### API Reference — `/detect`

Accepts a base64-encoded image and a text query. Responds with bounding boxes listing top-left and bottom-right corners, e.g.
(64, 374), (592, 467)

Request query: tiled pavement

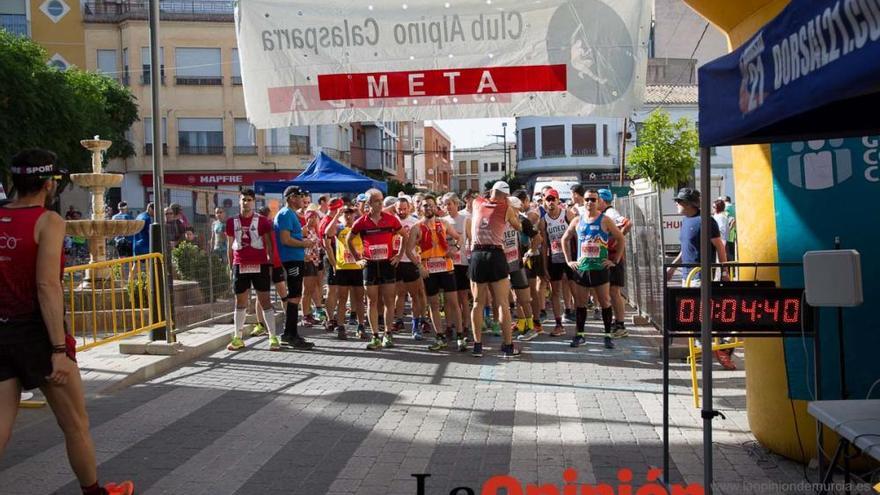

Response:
(1, 317), (815, 494)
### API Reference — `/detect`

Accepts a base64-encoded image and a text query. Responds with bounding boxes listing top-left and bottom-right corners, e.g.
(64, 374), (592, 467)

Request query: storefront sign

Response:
(235, 0), (651, 127)
(140, 172), (298, 188)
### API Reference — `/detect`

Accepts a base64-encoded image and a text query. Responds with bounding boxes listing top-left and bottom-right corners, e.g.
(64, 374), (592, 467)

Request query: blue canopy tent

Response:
(254, 151), (387, 194)
(661, 3), (880, 493)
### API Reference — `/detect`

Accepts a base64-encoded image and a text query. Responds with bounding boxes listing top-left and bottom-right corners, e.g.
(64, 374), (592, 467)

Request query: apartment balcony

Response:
(1, 14), (29, 37)
(178, 145), (224, 155)
(233, 146), (258, 155)
(175, 76), (222, 86)
(266, 142), (310, 155)
(143, 143), (168, 155)
(572, 147), (597, 157)
(82, 0), (234, 22)
(323, 148), (351, 164)
(540, 150), (567, 158)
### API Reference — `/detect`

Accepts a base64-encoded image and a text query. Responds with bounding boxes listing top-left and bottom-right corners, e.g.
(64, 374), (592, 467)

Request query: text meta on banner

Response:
(234, 0), (652, 127)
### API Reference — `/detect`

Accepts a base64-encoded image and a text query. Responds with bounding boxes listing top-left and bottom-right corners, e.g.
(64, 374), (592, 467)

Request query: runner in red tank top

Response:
(346, 189), (404, 350)
(464, 181), (522, 358)
(0, 149), (133, 495)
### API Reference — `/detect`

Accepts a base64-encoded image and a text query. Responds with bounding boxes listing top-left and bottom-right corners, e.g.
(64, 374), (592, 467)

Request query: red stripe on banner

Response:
(316, 64), (567, 101)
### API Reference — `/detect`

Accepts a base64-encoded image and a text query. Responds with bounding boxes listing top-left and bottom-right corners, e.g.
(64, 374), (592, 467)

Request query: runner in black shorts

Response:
(541, 188), (572, 337)
(405, 195), (463, 351)
(273, 186), (316, 350)
(441, 193), (472, 342)
(391, 197), (426, 338)
(514, 190), (546, 337)
(598, 188), (632, 338)
(326, 206), (367, 339)
(0, 149), (134, 495)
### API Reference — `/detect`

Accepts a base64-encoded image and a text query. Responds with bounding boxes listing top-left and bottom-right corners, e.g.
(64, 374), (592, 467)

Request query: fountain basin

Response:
(66, 219), (144, 238)
(70, 173), (123, 189)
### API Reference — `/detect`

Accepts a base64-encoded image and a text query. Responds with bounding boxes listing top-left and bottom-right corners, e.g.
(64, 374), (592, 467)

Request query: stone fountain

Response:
(66, 137), (144, 286)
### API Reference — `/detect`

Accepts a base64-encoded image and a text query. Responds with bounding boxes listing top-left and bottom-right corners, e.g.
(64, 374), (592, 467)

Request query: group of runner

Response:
(224, 179), (632, 358)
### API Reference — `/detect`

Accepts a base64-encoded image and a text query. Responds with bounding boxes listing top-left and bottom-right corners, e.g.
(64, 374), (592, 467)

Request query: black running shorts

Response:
(574, 268), (610, 288)
(271, 265), (286, 284)
(0, 325), (77, 391)
(524, 253), (545, 279)
(396, 262), (421, 283)
(424, 271), (456, 297)
(609, 258), (625, 287)
(363, 260), (396, 286)
(282, 261), (305, 298)
(509, 268), (529, 290)
(233, 264), (272, 294)
(335, 268), (363, 287)
(453, 265), (469, 290)
(547, 262), (571, 282)
(468, 248), (508, 284)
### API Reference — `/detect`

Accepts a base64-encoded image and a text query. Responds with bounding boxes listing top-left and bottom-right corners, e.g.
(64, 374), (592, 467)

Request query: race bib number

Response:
(240, 264), (261, 274)
(505, 246), (519, 264)
(343, 251), (356, 264)
(368, 244), (389, 261)
(550, 239), (563, 254)
(426, 257), (449, 273)
(581, 242), (600, 258)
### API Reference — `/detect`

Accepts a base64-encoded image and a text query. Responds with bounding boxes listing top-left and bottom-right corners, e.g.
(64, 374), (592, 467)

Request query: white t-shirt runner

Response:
(544, 210), (569, 264)
(394, 215), (419, 263)
(443, 211), (470, 266)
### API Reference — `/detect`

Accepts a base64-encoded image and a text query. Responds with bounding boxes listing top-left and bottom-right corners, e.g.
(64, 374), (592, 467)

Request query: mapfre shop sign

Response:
(234, 0), (651, 128)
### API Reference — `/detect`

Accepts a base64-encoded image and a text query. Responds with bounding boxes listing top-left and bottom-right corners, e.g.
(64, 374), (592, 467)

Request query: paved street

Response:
(1, 319), (808, 495)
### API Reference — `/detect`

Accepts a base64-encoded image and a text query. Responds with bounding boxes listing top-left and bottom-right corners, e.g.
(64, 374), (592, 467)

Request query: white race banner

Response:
(235, 0), (651, 128)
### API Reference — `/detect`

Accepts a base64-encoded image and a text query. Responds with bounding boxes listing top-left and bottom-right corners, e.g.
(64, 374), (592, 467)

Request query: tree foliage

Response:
(0, 31), (138, 184)
(627, 110), (698, 190)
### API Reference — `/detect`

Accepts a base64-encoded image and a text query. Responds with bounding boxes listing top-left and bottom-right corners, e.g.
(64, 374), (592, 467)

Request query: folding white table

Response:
(808, 400), (880, 494)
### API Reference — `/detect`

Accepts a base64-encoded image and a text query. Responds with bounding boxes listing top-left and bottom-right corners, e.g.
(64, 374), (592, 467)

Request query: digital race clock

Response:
(665, 287), (809, 335)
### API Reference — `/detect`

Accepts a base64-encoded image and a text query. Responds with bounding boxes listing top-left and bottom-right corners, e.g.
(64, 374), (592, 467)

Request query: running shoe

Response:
(502, 342), (522, 358)
(593, 308), (601, 321)
(539, 309), (547, 322)
(472, 342), (483, 358)
(428, 336), (448, 352)
(324, 319), (337, 333)
(714, 350), (736, 370)
(564, 309), (575, 323)
(611, 323), (629, 339)
(604, 336), (615, 349)
(533, 321), (544, 336)
(456, 336), (468, 352)
(290, 337), (315, 350)
(366, 335), (382, 350)
(269, 336), (281, 351)
(315, 307), (327, 321)
(412, 327), (424, 341)
(336, 325), (348, 340)
(356, 324), (368, 340)
(348, 311), (357, 325)
(250, 323), (267, 337)
(550, 324), (566, 337)
(302, 314), (318, 327)
(382, 334), (394, 348)
(227, 336), (245, 351)
(519, 329), (539, 342)
(104, 481), (135, 495)
(570, 334), (586, 348)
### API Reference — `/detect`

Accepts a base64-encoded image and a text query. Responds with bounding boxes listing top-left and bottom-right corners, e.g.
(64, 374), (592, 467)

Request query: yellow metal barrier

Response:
(684, 267), (745, 408)
(64, 253), (170, 351)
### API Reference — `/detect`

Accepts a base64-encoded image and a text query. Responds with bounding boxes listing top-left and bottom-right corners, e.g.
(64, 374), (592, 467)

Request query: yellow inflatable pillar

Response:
(683, 0), (821, 463)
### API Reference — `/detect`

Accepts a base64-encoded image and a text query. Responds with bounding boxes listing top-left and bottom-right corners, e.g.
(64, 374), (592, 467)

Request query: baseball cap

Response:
(397, 194), (412, 204)
(544, 188), (559, 199)
(328, 198), (345, 210)
(10, 162), (67, 178)
(597, 189), (613, 201)
(491, 181), (510, 195)
(356, 193), (368, 203)
(673, 188), (700, 206)
(283, 185), (302, 198)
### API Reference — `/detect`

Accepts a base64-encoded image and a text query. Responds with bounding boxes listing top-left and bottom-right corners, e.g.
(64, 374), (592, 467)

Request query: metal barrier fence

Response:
(617, 192), (666, 329)
(65, 253), (169, 351)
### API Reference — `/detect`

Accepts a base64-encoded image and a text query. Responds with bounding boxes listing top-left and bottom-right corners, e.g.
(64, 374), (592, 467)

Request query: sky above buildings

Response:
(433, 117), (516, 151)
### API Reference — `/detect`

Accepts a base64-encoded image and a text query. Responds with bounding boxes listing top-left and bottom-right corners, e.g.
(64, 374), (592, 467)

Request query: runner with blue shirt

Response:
(274, 186), (317, 350)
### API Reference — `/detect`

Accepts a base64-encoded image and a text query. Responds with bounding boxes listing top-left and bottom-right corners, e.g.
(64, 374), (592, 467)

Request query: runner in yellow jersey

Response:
(324, 206), (367, 339)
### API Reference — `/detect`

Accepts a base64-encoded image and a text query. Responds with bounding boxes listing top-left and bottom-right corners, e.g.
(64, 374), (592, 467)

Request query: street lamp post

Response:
(501, 122), (508, 174)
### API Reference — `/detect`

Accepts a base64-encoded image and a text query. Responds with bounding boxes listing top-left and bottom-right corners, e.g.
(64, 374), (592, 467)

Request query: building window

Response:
(234, 119), (256, 155)
(96, 49), (117, 78)
(459, 161), (467, 175)
(459, 179), (467, 192)
(470, 160), (478, 174)
(521, 128), (535, 159)
(490, 162), (499, 172)
(501, 163), (506, 172)
(231, 48), (242, 85)
(175, 47), (222, 85)
(140, 47), (164, 85)
(144, 117), (167, 155)
(603, 124), (611, 156)
(470, 179), (479, 191)
(541, 125), (565, 157)
(483, 163), (488, 172)
(177, 118), (223, 155)
(572, 124), (597, 156)
(122, 48), (129, 85)
(414, 138), (422, 150)
(267, 126), (310, 155)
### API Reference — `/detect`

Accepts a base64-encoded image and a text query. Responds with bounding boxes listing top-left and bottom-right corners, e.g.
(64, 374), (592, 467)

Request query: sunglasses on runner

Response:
(585, 197), (598, 203)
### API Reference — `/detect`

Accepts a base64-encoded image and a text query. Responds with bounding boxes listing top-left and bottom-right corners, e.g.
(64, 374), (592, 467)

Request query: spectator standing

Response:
(211, 207), (228, 263)
(133, 203), (153, 256)
(111, 201), (134, 257)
